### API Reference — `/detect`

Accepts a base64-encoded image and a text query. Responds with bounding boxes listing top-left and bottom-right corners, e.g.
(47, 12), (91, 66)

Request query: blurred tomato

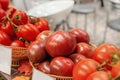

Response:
(10, 40), (25, 47)
(50, 57), (74, 76)
(0, 0), (9, 10)
(0, 8), (6, 22)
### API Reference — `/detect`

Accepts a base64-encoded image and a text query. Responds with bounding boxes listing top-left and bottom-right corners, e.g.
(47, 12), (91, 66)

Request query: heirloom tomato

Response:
(50, 57), (74, 76)
(73, 59), (99, 80)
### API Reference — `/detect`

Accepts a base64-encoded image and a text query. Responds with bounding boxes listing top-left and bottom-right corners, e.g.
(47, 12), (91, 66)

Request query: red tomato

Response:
(34, 17), (50, 32)
(10, 40), (25, 47)
(17, 23), (39, 41)
(38, 60), (51, 74)
(0, 0), (9, 10)
(69, 28), (90, 43)
(45, 30), (77, 57)
(86, 71), (110, 80)
(73, 59), (99, 80)
(76, 42), (93, 58)
(69, 53), (87, 63)
(6, 7), (17, 19)
(50, 57), (74, 76)
(0, 8), (6, 22)
(27, 40), (47, 63)
(11, 10), (28, 25)
(0, 30), (11, 45)
(93, 43), (120, 64)
(36, 30), (52, 41)
(0, 20), (15, 37)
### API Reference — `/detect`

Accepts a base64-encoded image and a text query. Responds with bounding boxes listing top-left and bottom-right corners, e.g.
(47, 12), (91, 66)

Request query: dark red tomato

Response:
(73, 59), (99, 80)
(38, 60), (51, 74)
(76, 42), (93, 58)
(0, 0), (9, 10)
(27, 40), (47, 63)
(69, 53), (87, 63)
(0, 8), (6, 22)
(36, 30), (52, 41)
(17, 23), (39, 41)
(11, 10), (28, 25)
(69, 28), (90, 43)
(0, 30), (11, 45)
(0, 21), (15, 37)
(10, 40), (25, 47)
(50, 57), (74, 77)
(93, 43), (120, 64)
(86, 71), (110, 80)
(45, 30), (77, 57)
(34, 17), (50, 32)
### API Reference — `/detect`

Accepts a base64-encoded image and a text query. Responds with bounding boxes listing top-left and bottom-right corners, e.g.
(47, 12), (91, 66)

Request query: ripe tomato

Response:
(10, 40), (25, 47)
(6, 7), (17, 19)
(69, 28), (90, 43)
(17, 23), (39, 41)
(93, 43), (120, 64)
(0, 20), (15, 37)
(0, 8), (6, 22)
(50, 57), (74, 76)
(86, 71), (111, 80)
(34, 17), (50, 32)
(73, 59), (99, 80)
(36, 30), (52, 41)
(11, 10), (28, 25)
(0, 30), (11, 45)
(0, 0), (9, 10)
(76, 42), (93, 58)
(45, 30), (77, 57)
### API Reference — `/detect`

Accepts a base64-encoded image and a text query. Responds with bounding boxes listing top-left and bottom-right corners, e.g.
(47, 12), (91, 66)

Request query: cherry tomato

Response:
(76, 42), (93, 58)
(50, 57), (74, 76)
(10, 40), (25, 47)
(69, 28), (90, 43)
(11, 10), (28, 25)
(86, 71), (111, 80)
(73, 59), (99, 80)
(45, 30), (77, 57)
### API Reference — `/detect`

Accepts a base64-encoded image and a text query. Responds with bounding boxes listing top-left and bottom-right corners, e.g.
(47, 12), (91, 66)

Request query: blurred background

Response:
(10, 0), (120, 47)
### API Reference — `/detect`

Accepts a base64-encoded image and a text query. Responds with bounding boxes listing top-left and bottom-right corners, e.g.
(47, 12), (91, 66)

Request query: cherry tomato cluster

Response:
(0, 0), (50, 47)
(27, 27), (120, 80)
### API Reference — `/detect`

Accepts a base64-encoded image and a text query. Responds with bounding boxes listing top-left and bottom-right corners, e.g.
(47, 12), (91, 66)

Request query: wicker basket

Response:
(10, 46), (28, 67)
(50, 75), (72, 80)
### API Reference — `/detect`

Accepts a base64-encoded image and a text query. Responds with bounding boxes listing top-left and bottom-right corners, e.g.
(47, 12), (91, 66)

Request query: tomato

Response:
(50, 57), (74, 76)
(86, 71), (111, 80)
(36, 30), (52, 41)
(6, 7), (17, 19)
(11, 10), (28, 25)
(0, 30), (11, 45)
(69, 28), (90, 43)
(27, 40), (47, 63)
(45, 30), (77, 57)
(17, 23), (39, 41)
(93, 43), (120, 64)
(73, 59), (99, 80)
(38, 60), (51, 74)
(0, 20), (15, 37)
(34, 17), (50, 32)
(69, 53), (87, 63)
(10, 40), (25, 47)
(76, 42), (93, 58)
(0, 8), (6, 22)
(0, 0), (9, 10)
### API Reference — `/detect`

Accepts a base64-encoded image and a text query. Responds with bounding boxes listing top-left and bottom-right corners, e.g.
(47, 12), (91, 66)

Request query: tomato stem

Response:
(114, 75), (120, 80)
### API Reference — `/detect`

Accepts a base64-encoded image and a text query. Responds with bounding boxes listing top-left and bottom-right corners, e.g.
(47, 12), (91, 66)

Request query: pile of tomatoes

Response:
(0, 0), (50, 47)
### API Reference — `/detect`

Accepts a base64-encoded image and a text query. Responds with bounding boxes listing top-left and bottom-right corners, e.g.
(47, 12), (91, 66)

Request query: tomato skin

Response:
(17, 23), (39, 41)
(10, 40), (25, 47)
(86, 71), (110, 80)
(45, 30), (77, 57)
(0, 0), (9, 10)
(0, 21), (15, 37)
(93, 43), (120, 63)
(34, 17), (50, 32)
(0, 30), (11, 45)
(50, 57), (74, 77)
(11, 10), (28, 25)
(76, 42), (93, 58)
(69, 28), (90, 43)
(73, 59), (99, 80)
(0, 8), (6, 22)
